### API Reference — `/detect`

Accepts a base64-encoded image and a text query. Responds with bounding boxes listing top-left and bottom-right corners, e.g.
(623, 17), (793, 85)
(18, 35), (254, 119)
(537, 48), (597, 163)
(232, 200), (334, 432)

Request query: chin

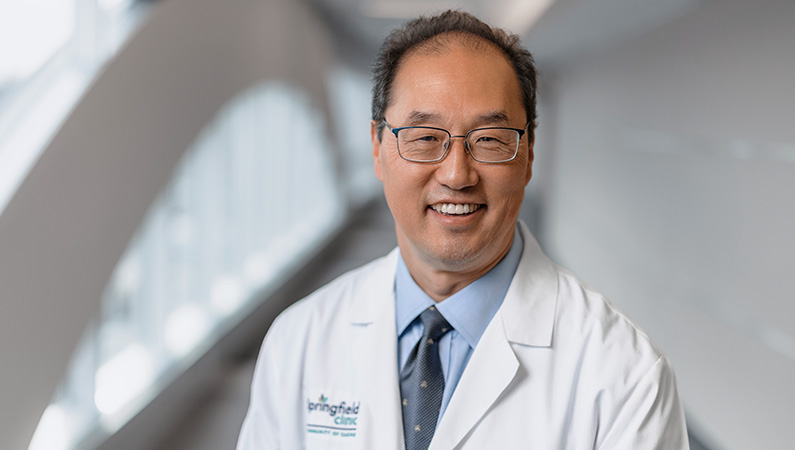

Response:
(421, 242), (486, 270)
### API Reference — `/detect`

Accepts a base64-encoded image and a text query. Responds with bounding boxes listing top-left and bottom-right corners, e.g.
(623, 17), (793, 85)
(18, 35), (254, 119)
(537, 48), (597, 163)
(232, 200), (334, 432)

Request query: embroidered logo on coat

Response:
(306, 393), (361, 438)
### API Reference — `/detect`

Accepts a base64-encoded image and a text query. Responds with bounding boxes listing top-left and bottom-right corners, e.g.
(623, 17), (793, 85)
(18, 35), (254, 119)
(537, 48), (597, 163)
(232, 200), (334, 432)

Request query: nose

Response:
(434, 137), (479, 190)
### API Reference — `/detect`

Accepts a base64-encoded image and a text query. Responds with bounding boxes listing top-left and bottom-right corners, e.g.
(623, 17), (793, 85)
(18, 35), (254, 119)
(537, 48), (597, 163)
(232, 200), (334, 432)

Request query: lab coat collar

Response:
(348, 248), (399, 325)
(500, 221), (559, 347)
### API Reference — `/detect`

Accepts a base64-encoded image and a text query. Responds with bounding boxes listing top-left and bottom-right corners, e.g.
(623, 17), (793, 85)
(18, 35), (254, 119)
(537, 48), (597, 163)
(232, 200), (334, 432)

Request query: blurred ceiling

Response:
(309, 0), (703, 69)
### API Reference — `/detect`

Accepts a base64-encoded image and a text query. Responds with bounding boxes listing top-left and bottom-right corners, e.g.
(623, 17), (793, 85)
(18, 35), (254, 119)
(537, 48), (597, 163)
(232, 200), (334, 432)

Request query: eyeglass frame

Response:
(382, 120), (531, 163)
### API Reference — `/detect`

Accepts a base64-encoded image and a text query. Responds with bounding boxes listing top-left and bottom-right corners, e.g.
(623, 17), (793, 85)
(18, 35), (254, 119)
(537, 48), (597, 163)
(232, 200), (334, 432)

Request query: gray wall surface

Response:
(533, 0), (795, 448)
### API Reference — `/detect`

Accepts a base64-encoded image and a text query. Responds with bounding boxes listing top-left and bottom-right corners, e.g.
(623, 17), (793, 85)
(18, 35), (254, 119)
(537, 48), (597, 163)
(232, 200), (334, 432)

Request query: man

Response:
(238, 10), (688, 450)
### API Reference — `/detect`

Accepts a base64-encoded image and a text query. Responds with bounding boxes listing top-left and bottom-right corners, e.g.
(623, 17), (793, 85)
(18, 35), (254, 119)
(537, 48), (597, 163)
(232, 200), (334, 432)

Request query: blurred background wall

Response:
(529, 1), (795, 448)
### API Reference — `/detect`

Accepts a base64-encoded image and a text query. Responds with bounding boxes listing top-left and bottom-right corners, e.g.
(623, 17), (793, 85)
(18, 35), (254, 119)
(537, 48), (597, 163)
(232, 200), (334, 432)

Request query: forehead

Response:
(388, 39), (525, 127)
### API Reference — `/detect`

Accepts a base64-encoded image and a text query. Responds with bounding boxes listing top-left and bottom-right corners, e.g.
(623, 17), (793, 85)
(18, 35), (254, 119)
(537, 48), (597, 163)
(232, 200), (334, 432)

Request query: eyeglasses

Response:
(383, 120), (529, 163)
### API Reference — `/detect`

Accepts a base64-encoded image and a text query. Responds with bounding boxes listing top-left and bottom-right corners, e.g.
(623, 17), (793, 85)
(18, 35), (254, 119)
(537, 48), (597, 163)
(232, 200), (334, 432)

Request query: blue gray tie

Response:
(400, 306), (452, 450)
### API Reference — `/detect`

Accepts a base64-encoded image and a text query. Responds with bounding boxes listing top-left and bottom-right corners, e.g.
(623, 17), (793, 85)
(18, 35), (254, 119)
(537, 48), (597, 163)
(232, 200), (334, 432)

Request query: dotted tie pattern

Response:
(399, 306), (453, 450)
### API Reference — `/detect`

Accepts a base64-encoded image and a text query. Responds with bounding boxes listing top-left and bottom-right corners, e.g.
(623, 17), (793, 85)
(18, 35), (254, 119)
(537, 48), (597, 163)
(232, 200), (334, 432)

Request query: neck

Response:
(400, 232), (514, 302)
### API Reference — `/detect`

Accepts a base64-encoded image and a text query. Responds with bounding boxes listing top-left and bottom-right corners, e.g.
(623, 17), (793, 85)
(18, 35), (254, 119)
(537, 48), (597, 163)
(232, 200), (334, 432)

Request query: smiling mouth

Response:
(429, 203), (483, 215)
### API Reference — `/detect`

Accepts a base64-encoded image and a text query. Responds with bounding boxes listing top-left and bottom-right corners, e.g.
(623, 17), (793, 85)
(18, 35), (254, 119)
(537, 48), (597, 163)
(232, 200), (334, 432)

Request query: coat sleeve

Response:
(236, 323), (284, 450)
(596, 355), (690, 450)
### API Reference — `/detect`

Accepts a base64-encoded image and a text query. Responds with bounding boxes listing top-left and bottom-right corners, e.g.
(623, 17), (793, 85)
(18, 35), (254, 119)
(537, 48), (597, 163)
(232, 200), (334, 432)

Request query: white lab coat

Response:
(237, 222), (689, 450)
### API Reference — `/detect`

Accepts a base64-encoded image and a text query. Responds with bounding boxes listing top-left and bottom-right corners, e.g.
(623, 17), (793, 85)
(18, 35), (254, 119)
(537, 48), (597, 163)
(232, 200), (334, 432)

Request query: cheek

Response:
(488, 170), (527, 210)
(381, 153), (427, 189)
(378, 144), (406, 180)
(380, 158), (427, 216)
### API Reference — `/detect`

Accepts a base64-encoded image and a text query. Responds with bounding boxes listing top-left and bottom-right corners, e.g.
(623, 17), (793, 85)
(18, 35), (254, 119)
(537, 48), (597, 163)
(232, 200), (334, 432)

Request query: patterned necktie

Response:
(400, 305), (453, 450)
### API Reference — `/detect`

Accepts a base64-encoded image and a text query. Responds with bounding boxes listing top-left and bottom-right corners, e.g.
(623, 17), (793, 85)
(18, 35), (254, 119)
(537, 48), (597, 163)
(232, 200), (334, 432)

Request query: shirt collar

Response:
(395, 225), (524, 348)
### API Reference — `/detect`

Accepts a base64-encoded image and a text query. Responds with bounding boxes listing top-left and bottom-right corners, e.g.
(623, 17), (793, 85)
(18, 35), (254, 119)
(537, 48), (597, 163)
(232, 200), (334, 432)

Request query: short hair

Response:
(371, 10), (538, 139)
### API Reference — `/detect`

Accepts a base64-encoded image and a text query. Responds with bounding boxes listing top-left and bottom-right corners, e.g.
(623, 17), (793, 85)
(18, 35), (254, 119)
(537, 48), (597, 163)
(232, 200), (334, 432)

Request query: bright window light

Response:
(28, 404), (71, 450)
(94, 344), (154, 417)
(98, 0), (132, 11)
(170, 212), (196, 247)
(0, 0), (75, 85)
(210, 275), (247, 316)
(164, 304), (211, 356)
(243, 252), (277, 288)
(497, 0), (556, 34)
(115, 256), (141, 294)
(36, 81), (346, 449)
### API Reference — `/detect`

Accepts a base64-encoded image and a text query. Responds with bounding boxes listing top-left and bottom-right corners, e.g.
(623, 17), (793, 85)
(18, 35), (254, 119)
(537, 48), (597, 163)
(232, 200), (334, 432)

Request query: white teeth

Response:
(431, 203), (480, 215)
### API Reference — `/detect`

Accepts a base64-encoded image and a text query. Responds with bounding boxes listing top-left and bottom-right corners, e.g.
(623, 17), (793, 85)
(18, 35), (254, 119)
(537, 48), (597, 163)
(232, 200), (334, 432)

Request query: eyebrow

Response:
(403, 110), (512, 127)
(405, 111), (443, 125)
(476, 112), (510, 126)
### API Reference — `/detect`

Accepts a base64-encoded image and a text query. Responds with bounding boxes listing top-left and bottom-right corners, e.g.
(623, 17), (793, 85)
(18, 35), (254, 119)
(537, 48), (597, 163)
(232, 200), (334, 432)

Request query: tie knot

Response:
(419, 306), (452, 340)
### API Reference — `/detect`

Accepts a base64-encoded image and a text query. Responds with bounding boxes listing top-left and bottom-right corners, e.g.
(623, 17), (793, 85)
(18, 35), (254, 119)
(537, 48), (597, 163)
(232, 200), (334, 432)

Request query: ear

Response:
(371, 120), (384, 182)
(524, 132), (535, 185)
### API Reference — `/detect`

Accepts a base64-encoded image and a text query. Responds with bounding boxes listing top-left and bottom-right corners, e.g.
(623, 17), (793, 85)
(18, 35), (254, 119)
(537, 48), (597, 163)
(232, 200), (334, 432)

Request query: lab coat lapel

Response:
(349, 249), (404, 450)
(430, 308), (518, 450)
(430, 222), (558, 450)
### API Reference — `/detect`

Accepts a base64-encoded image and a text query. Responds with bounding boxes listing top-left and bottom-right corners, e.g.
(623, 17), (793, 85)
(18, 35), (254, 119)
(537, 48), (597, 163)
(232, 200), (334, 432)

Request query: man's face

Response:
(372, 41), (533, 275)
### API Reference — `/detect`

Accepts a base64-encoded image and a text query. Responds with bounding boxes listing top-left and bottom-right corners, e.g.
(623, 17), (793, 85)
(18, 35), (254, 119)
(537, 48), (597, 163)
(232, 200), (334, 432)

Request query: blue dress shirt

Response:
(395, 226), (523, 425)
